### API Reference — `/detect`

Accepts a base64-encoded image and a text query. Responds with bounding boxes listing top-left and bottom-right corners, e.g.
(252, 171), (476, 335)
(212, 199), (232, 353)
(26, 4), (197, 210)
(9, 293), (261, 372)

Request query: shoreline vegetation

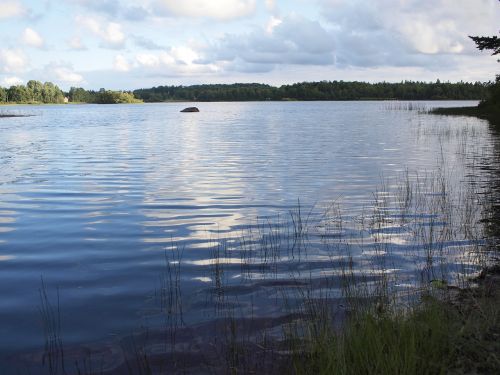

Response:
(432, 28), (499, 127)
(432, 78), (500, 127)
(432, 104), (500, 126)
(293, 265), (500, 375)
(134, 80), (489, 102)
(0, 79), (493, 106)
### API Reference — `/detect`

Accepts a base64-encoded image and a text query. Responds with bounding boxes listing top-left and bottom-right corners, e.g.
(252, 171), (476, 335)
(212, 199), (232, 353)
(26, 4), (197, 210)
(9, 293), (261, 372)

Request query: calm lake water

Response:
(0, 101), (499, 371)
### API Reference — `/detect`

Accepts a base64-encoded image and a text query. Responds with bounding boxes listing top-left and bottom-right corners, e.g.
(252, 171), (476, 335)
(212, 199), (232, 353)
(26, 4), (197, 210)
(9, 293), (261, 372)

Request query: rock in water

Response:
(181, 107), (199, 112)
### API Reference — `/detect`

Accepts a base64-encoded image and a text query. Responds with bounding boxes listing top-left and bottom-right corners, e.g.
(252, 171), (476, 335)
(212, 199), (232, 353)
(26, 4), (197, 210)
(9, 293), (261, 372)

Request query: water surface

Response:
(0, 101), (498, 369)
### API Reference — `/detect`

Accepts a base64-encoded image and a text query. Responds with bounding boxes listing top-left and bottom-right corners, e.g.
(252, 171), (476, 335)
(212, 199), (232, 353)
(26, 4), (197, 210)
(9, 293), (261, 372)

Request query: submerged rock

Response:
(181, 107), (199, 112)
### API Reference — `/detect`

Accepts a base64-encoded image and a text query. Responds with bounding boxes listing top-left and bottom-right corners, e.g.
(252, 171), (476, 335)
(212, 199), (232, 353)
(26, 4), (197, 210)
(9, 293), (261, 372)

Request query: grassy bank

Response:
(431, 79), (500, 128)
(293, 266), (500, 375)
(432, 104), (500, 127)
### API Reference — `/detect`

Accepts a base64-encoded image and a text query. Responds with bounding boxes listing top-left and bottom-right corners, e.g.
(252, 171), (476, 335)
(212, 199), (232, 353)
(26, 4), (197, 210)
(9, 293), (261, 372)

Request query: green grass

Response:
(294, 302), (452, 375)
(293, 274), (500, 375)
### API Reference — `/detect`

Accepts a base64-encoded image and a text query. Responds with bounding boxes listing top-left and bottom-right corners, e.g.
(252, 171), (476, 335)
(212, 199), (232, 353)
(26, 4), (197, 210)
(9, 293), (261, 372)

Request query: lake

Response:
(0, 101), (498, 372)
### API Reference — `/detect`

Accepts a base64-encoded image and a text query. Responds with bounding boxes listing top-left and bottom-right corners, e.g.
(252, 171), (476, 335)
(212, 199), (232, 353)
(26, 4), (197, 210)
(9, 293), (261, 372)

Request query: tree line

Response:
(0, 80), (142, 104)
(1, 79), (492, 104)
(0, 80), (66, 104)
(68, 87), (142, 104)
(133, 80), (491, 102)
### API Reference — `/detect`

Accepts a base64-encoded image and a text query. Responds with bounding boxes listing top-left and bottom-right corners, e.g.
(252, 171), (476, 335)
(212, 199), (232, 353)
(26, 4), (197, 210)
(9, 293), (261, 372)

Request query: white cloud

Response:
(136, 53), (161, 67)
(135, 51), (177, 67)
(320, 0), (500, 70)
(202, 15), (335, 73)
(170, 47), (199, 65)
(75, 15), (126, 49)
(68, 36), (87, 50)
(133, 47), (218, 77)
(154, 0), (256, 20)
(0, 49), (28, 73)
(55, 68), (84, 84)
(21, 28), (45, 48)
(127, 15), (334, 78)
(113, 54), (131, 71)
(75, 15), (100, 33)
(1, 0), (495, 87)
(266, 16), (282, 33)
(0, 0), (26, 19)
(102, 23), (125, 47)
(2, 76), (23, 86)
(399, 19), (465, 55)
(47, 63), (85, 84)
(21, 62), (86, 88)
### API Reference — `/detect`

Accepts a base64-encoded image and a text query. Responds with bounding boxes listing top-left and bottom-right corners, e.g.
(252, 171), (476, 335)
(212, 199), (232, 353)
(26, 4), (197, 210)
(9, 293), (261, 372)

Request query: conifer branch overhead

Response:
(469, 35), (500, 55)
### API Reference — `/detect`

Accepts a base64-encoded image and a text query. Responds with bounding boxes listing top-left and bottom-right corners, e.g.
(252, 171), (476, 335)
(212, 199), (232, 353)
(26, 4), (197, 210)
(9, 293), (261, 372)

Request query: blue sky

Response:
(0, 0), (499, 90)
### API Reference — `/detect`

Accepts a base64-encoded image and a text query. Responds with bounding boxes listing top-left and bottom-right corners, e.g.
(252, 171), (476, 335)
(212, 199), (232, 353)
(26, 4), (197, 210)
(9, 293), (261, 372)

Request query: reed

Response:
(384, 101), (429, 112)
(39, 278), (66, 375)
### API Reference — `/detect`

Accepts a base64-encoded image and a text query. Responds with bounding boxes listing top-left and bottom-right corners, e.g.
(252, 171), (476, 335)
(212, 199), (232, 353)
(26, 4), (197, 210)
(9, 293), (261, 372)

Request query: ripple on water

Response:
(0, 101), (497, 364)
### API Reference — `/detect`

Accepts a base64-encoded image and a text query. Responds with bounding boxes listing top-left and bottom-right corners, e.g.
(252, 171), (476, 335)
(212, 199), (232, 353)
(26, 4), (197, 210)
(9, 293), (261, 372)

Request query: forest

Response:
(133, 80), (491, 102)
(0, 80), (492, 105)
(0, 80), (141, 104)
(67, 87), (142, 104)
(0, 80), (66, 104)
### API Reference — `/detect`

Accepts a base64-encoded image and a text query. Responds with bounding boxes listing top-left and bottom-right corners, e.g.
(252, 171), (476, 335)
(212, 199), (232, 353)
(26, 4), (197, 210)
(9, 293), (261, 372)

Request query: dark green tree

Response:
(469, 35), (500, 56)
(133, 81), (488, 102)
(469, 27), (500, 111)
(68, 87), (96, 103)
(7, 85), (30, 102)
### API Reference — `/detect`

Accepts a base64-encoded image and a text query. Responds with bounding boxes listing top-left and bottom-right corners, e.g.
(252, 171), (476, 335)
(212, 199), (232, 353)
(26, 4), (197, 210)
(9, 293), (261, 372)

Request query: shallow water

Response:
(0, 101), (498, 370)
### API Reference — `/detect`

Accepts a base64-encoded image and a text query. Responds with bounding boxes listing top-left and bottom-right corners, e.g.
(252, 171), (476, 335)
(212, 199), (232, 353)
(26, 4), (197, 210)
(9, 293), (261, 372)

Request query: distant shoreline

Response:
(1, 80), (490, 105)
(0, 99), (481, 105)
